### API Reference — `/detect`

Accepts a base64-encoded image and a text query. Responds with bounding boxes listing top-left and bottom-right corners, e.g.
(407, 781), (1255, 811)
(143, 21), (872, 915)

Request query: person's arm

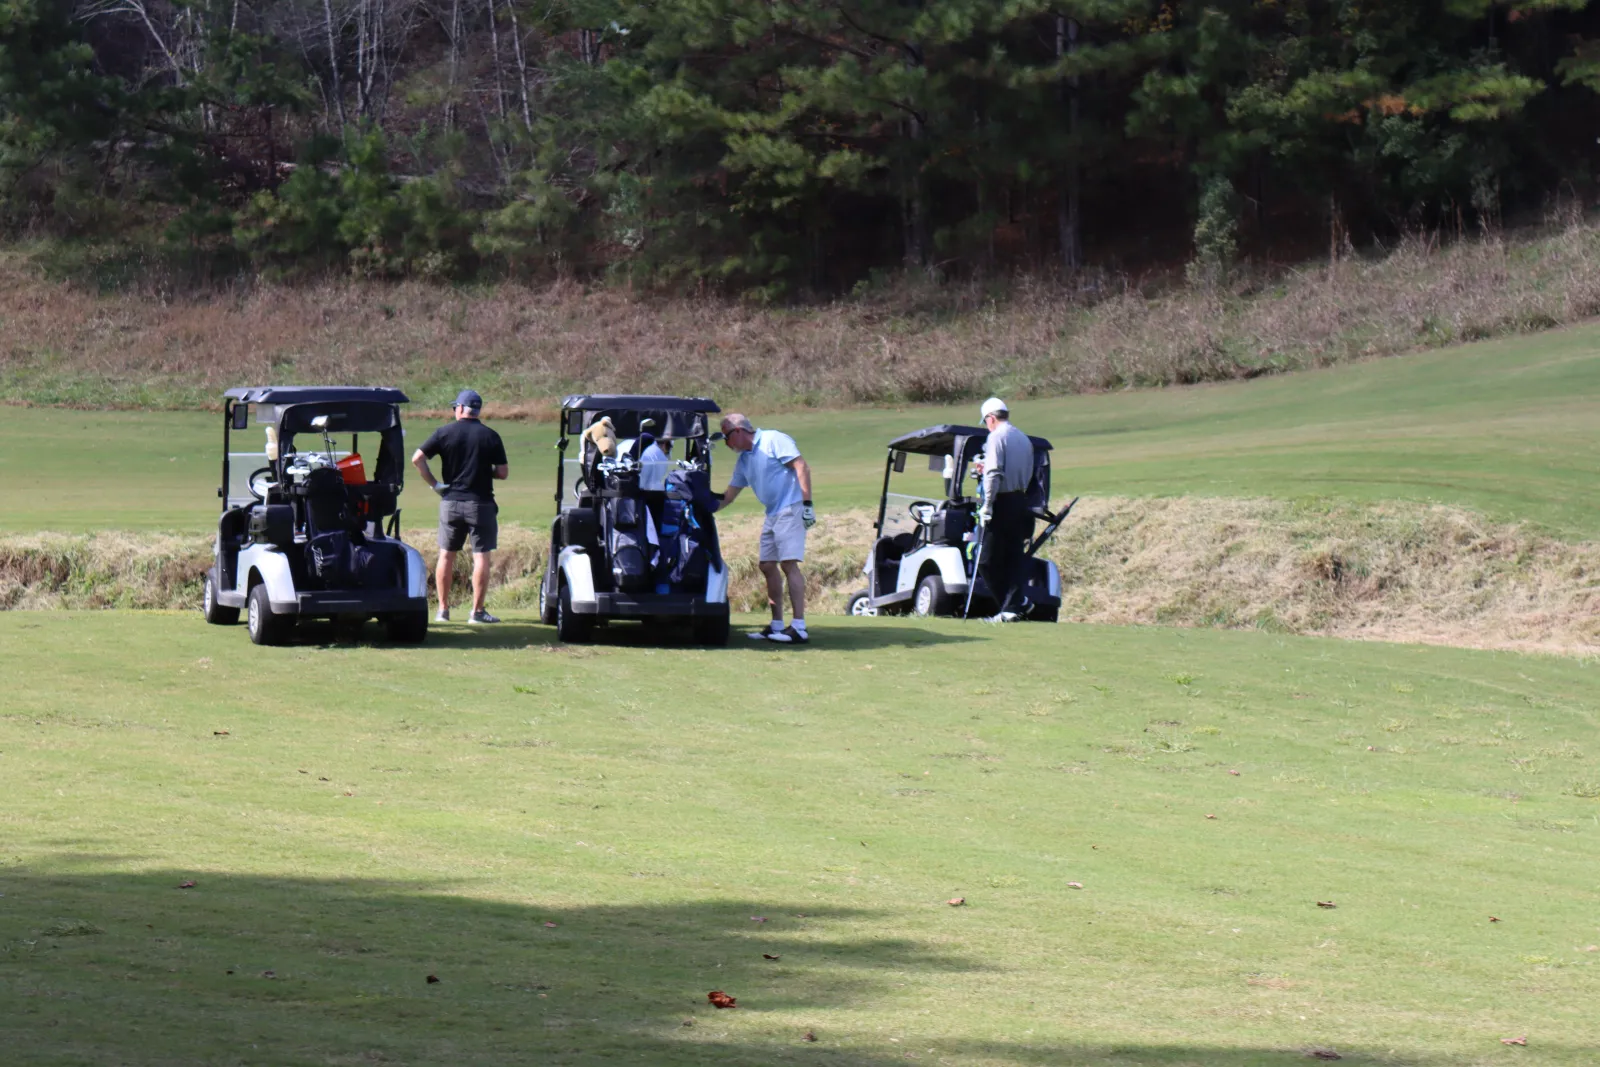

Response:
(719, 485), (743, 509)
(980, 435), (1001, 517)
(411, 448), (447, 494)
(491, 434), (509, 480)
(787, 455), (812, 501)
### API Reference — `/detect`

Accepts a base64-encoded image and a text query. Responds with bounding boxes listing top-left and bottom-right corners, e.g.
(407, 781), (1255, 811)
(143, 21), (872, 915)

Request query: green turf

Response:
(5, 322), (1600, 537)
(2, 611), (1597, 1065)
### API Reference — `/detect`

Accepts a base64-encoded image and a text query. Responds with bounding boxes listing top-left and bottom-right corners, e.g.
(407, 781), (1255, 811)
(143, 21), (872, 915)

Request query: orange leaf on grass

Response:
(178, 880), (196, 889)
(947, 898), (965, 906)
(708, 990), (737, 1009)
(1501, 1036), (1527, 1046)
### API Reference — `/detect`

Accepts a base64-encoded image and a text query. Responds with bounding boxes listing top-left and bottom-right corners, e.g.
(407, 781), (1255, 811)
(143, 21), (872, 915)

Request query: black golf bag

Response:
(604, 495), (656, 593)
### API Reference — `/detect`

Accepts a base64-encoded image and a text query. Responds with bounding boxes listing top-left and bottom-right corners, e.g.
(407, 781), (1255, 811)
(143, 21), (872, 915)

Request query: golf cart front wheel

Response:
(246, 584), (294, 646)
(914, 573), (952, 617)
(203, 569), (239, 625)
(385, 610), (429, 644)
(846, 590), (876, 617)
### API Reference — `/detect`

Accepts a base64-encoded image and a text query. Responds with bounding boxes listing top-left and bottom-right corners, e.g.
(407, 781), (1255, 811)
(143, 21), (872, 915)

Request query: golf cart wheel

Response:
(537, 563), (558, 626)
(385, 610), (429, 644)
(693, 612), (730, 647)
(846, 590), (876, 617)
(555, 578), (594, 644)
(913, 573), (952, 617)
(203, 569), (239, 625)
(246, 584), (293, 646)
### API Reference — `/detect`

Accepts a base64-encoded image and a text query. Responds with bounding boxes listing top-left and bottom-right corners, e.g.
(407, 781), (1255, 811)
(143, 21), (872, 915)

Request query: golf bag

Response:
(604, 495), (657, 593)
(667, 468), (723, 572)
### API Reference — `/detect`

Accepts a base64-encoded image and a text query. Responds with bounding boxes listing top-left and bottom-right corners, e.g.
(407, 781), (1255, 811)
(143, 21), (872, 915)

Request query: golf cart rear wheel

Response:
(693, 612), (730, 647)
(385, 610), (429, 644)
(246, 584), (293, 646)
(555, 578), (594, 644)
(537, 562), (558, 626)
(846, 590), (876, 617)
(203, 569), (239, 625)
(913, 573), (952, 617)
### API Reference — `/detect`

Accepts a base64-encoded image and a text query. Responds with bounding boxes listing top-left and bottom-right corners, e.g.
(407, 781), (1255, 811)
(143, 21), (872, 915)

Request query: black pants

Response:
(979, 491), (1034, 615)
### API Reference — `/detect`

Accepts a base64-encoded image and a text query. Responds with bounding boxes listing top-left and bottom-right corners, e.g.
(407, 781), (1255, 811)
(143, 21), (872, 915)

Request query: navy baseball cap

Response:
(454, 389), (483, 410)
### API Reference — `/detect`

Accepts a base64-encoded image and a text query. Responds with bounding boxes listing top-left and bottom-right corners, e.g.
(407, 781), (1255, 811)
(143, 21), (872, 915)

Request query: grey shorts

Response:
(759, 504), (807, 563)
(439, 498), (498, 553)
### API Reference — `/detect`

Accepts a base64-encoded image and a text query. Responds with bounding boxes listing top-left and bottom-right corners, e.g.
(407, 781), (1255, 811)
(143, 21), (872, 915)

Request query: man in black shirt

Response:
(412, 389), (509, 623)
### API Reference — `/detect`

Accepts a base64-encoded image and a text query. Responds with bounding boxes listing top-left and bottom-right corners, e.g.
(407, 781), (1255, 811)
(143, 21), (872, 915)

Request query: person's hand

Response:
(704, 495), (722, 512)
(801, 503), (816, 529)
(432, 482), (447, 496)
(978, 506), (992, 526)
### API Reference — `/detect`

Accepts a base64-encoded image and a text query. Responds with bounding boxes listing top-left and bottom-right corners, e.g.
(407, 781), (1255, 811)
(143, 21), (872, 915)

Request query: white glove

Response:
(978, 507), (992, 526)
(432, 482), (448, 496)
(801, 503), (816, 529)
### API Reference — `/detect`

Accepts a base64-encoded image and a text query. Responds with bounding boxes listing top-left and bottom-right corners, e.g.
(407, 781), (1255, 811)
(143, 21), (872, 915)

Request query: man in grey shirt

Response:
(977, 397), (1035, 622)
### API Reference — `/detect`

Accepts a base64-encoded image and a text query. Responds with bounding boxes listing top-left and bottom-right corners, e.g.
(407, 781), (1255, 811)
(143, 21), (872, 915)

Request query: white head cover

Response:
(980, 397), (1008, 419)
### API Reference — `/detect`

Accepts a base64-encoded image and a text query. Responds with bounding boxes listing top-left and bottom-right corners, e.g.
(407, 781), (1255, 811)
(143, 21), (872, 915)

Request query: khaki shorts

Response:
(759, 504), (807, 563)
(439, 498), (498, 553)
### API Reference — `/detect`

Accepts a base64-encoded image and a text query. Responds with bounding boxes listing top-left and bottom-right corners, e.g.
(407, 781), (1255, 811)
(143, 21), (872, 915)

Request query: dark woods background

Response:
(4, 0), (1600, 295)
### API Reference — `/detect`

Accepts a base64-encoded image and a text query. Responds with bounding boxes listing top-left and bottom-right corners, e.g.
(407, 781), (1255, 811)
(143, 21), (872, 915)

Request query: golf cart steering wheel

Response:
(247, 466), (276, 502)
(908, 500), (939, 526)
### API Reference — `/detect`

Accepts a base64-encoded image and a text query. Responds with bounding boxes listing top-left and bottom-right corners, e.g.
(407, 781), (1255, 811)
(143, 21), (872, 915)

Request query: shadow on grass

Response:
(0, 867), (1540, 1067)
(290, 617), (979, 652)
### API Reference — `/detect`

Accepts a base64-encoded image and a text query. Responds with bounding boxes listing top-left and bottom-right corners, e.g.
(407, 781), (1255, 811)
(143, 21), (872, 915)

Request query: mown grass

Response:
(5, 318), (1599, 536)
(3, 610), (1599, 1066)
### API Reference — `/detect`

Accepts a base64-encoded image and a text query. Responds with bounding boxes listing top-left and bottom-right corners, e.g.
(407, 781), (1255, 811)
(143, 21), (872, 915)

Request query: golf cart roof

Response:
(887, 424), (1053, 455)
(224, 386), (410, 405)
(560, 394), (721, 414)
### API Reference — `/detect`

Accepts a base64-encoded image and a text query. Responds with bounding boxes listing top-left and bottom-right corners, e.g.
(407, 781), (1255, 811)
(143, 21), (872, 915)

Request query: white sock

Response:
(791, 619), (807, 633)
(770, 617), (785, 629)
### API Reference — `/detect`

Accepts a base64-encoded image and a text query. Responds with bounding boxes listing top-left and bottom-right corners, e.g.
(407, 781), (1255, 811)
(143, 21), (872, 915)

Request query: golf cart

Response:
(204, 386), (430, 645)
(846, 424), (1075, 621)
(539, 395), (730, 645)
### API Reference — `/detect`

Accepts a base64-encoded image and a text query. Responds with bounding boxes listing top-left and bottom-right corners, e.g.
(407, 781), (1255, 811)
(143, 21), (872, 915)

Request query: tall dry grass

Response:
(5, 217), (1600, 411)
(6, 502), (1598, 656)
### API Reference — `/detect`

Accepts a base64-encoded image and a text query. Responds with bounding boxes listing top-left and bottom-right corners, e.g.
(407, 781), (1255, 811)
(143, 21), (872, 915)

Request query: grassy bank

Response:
(4, 610), (1599, 1066)
(5, 320), (1600, 539)
(7, 497), (1598, 656)
(5, 217), (1600, 412)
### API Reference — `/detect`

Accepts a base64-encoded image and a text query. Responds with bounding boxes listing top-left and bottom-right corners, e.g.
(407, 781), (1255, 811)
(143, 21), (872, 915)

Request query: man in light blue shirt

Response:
(716, 413), (815, 644)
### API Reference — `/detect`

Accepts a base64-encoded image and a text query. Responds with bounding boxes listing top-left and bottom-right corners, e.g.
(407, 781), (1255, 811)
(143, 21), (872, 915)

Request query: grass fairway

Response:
(3, 611), (1598, 1065)
(5, 320), (1600, 537)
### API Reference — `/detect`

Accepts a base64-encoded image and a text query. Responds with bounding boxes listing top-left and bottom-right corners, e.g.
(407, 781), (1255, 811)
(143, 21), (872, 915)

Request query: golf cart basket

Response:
(541, 395), (731, 644)
(849, 424), (1070, 620)
(205, 387), (430, 644)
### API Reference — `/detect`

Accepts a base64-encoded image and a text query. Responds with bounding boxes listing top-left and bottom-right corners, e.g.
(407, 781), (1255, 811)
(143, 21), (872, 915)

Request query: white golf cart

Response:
(539, 395), (731, 645)
(846, 424), (1075, 621)
(204, 386), (431, 645)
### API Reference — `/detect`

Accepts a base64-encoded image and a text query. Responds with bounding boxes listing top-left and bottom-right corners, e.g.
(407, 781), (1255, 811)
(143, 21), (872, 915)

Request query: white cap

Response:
(980, 397), (1008, 419)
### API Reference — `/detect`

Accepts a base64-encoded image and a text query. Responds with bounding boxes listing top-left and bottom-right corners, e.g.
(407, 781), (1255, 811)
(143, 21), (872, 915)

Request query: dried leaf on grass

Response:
(1501, 1035), (1527, 1046)
(707, 990), (737, 1009)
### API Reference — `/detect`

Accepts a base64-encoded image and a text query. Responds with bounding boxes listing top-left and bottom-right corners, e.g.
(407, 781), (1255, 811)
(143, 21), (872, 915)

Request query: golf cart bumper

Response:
(270, 592), (429, 617)
(570, 593), (729, 618)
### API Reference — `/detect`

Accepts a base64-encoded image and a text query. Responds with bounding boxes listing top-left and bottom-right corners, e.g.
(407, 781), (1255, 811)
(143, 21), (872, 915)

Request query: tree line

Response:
(3, 0), (1600, 294)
